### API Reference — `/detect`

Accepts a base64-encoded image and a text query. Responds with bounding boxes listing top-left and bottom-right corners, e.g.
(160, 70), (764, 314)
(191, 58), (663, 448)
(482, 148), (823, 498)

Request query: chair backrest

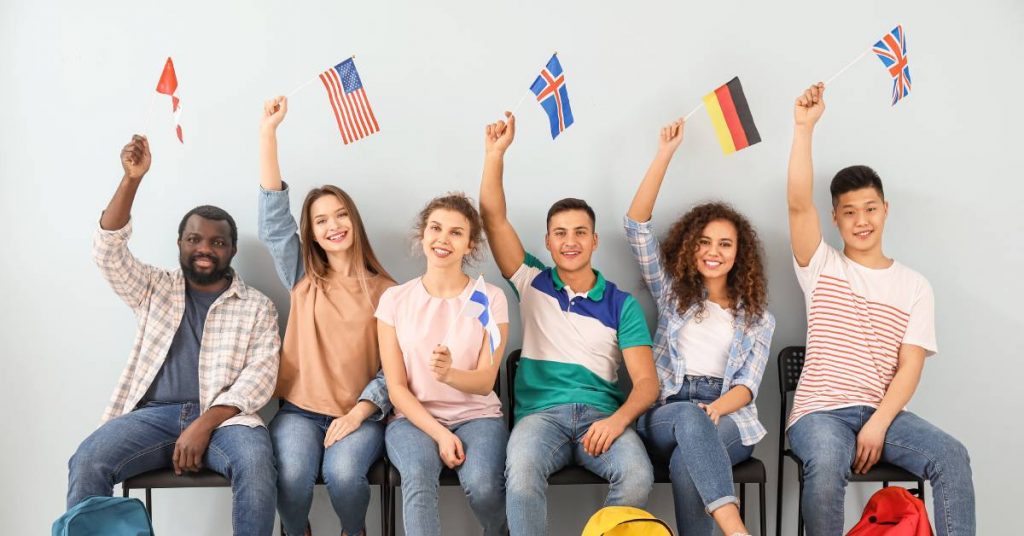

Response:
(777, 346), (806, 396)
(776, 346), (806, 454)
(506, 349), (522, 426)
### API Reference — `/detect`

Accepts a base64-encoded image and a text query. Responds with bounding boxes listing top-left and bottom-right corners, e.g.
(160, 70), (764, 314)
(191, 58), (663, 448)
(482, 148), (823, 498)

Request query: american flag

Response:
(873, 25), (911, 105)
(155, 57), (183, 143)
(319, 58), (379, 144)
(529, 54), (574, 139)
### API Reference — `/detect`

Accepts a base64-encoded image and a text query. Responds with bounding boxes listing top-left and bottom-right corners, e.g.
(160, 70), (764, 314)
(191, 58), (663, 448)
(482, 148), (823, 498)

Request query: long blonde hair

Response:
(299, 185), (392, 294)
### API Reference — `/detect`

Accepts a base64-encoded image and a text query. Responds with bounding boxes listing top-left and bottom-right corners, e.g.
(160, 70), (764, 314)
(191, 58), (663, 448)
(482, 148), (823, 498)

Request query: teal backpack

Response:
(52, 496), (155, 536)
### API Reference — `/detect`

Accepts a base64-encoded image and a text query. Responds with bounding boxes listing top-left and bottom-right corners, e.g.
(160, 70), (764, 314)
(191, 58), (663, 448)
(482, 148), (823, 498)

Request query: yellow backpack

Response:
(581, 506), (674, 536)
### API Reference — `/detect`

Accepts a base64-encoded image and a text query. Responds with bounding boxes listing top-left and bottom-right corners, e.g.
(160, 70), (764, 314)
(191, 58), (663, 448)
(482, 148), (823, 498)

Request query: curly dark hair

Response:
(659, 202), (768, 325)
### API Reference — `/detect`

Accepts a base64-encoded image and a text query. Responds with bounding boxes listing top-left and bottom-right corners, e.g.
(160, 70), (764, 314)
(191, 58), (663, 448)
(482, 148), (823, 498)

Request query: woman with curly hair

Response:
(624, 119), (775, 536)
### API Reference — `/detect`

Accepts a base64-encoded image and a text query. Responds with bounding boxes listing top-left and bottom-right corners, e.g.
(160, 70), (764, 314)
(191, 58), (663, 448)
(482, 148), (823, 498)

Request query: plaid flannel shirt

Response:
(624, 216), (775, 445)
(93, 220), (281, 428)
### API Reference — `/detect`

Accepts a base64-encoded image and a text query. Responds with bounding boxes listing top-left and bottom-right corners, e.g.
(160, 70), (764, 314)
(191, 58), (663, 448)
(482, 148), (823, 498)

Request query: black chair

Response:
(385, 356), (506, 536)
(775, 346), (926, 536)
(507, 351), (767, 535)
(123, 460), (391, 536)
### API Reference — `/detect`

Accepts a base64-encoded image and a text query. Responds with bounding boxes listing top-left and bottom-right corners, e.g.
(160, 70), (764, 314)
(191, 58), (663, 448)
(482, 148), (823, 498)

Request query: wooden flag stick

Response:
(684, 101), (704, 121)
(825, 49), (869, 86)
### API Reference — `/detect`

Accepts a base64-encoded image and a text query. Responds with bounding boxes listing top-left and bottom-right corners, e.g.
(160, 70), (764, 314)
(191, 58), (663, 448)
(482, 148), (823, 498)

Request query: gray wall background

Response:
(2, 0), (1020, 533)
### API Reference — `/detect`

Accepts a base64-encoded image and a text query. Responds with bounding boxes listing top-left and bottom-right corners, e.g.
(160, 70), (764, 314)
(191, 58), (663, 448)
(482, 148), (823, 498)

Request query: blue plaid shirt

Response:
(624, 216), (775, 445)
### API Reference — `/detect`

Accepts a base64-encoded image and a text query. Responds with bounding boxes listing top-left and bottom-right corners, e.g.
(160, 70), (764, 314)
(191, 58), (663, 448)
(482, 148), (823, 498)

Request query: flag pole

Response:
(508, 51), (557, 118)
(508, 88), (532, 117)
(825, 49), (870, 86)
(684, 101), (704, 121)
(288, 55), (356, 98)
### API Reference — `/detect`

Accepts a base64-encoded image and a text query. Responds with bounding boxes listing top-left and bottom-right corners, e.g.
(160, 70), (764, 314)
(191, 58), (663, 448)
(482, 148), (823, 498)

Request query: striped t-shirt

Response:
(507, 253), (653, 422)
(788, 241), (936, 427)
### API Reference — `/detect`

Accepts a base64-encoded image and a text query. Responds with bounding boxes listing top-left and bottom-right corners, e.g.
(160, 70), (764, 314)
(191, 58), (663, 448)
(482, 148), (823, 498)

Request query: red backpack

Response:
(847, 487), (932, 536)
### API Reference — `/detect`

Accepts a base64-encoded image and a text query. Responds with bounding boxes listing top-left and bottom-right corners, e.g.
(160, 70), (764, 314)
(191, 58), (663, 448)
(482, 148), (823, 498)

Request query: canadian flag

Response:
(156, 57), (183, 143)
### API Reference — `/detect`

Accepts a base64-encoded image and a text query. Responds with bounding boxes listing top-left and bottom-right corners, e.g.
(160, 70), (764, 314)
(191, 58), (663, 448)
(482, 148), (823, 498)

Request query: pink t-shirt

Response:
(375, 277), (509, 426)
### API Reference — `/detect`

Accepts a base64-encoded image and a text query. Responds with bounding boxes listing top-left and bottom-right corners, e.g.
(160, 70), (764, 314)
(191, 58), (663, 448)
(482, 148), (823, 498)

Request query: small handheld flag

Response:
(701, 77), (761, 155)
(155, 58), (183, 143)
(873, 24), (911, 105)
(529, 54), (574, 139)
(319, 57), (380, 144)
(462, 276), (502, 357)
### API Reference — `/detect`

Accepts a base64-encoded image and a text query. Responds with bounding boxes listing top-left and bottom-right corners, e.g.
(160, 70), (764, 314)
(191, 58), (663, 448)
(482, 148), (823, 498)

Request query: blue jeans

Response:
(269, 401), (384, 536)
(386, 417), (508, 536)
(788, 406), (975, 536)
(67, 402), (277, 536)
(505, 403), (654, 536)
(637, 376), (754, 536)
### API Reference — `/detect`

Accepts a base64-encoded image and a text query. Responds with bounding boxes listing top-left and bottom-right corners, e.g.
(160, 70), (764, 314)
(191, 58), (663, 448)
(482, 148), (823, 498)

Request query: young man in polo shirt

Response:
(480, 113), (659, 535)
(786, 84), (975, 535)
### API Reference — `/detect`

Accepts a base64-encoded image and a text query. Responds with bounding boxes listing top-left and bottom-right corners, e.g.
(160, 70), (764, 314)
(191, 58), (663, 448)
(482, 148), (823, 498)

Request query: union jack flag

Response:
(319, 57), (380, 144)
(529, 54), (574, 139)
(873, 25), (911, 105)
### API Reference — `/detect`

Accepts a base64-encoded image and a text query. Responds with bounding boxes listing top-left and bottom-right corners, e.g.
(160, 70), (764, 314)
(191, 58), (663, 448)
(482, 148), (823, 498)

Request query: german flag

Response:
(702, 77), (761, 155)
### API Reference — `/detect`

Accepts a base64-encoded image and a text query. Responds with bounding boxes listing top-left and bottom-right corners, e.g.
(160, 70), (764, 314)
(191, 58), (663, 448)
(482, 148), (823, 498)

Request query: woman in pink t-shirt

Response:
(376, 193), (510, 536)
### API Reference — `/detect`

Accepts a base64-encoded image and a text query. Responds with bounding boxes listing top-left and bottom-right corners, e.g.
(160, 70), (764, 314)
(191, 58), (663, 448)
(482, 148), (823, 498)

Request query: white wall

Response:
(2, 0), (1021, 533)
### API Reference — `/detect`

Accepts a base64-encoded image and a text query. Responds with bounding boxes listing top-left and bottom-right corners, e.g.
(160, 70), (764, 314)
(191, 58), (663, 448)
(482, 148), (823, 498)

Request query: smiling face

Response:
(693, 219), (738, 283)
(177, 215), (235, 286)
(832, 187), (888, 255)
(545, 209), (598, 273)
(420, 208), (474, 269)
(309, 193), (355, 254)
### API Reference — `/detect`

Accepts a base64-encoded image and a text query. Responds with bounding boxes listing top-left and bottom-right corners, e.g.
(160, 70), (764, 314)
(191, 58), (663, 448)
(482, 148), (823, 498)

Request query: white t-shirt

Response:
(788, 240), (937, 427)
(675, 300), (734, 379)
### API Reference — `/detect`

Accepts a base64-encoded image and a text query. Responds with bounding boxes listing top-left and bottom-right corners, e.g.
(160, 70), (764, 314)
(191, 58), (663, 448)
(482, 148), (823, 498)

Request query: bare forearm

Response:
(193, 405), (241, 433)
(443, 367), (498, 396)
(100, 175), (142, 231)
(610, 377), (659, 424)
(390, 385), (448, 441)
(259, 129), (283, 191)
(346, 400), (378, 422)
(873, 368), (923, 427)
(480, 153), (508, 226)
(787, 126), (816, 211)
(713, 385), (753, 417)
(627, 150), (674, 223)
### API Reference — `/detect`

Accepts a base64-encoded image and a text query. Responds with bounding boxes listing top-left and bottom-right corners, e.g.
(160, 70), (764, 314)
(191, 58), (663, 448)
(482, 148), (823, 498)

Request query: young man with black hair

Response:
(479, 114), (659, 535)
(67, 135), (281, 536)
(785, 84), (975, 535)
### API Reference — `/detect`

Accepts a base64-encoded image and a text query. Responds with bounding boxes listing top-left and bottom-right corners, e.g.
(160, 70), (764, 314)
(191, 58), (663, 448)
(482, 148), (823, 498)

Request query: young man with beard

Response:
(785, 84), (975, 535)
(479, 114), (659, 535)
(67, 135), (282, 536)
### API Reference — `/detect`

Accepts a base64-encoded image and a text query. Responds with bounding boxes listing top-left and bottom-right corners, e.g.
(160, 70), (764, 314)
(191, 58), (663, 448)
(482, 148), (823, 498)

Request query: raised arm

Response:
(257, 96), (304, 289)
(101, 135), (151, 230)
(480, 112), (527, 278)
(626, 118), (685, 223)
(259, 96), (287, 192)
(788, 83), (826, 266)
(93, 136), (160, 311)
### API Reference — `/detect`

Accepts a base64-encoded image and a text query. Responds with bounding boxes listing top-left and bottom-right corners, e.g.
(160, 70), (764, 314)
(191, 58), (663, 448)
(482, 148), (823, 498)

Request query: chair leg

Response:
(918, 479), (926, 504)
(883, 480), (890, 488)
(775, 455), (786, 536)
(388, 485), (397, 536)
(797, 477), (804, 536)
(145, 488), (152, 516)
(122, 484), (128, 498)
(739, 483), (746, 519)
(759, 482), (766, 536)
